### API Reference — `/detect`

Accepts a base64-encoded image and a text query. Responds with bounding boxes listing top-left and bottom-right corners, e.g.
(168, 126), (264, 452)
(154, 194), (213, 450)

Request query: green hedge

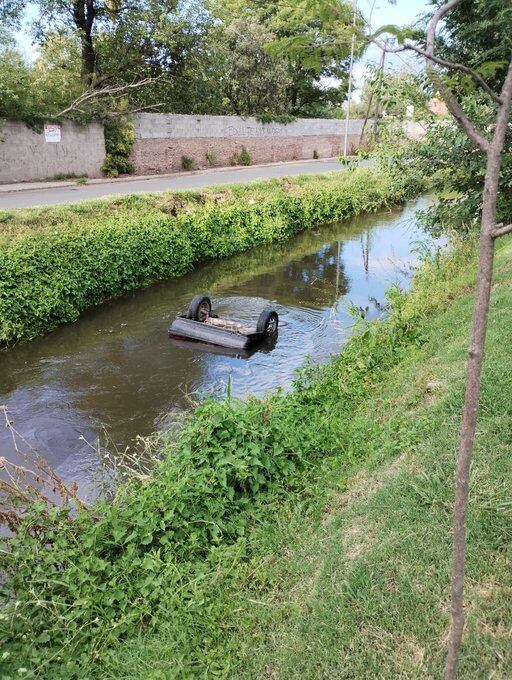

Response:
(0, 167), (418, 342)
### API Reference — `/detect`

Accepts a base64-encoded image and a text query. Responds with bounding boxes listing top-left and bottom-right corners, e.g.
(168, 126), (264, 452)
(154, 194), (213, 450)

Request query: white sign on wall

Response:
(44, 124), (61, 143)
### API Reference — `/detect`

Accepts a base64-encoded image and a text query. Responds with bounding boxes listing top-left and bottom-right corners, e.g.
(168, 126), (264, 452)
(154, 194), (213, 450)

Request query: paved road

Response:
(0, 158), (345, 209)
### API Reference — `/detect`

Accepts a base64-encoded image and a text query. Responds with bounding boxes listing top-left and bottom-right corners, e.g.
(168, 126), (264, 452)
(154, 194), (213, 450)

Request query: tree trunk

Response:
(444, 150), (497, 680)
(445, 60), (512, 679)
(81, 32), (96, 82)
(73, 0), (98, 84)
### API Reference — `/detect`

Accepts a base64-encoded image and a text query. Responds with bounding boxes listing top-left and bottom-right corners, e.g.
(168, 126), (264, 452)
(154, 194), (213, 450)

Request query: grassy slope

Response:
(0, 172), (369, 242)
(99, 239), (512, 679)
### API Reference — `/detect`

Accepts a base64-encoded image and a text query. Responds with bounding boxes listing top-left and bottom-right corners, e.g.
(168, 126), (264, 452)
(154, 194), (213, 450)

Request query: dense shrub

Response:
(231, 146), (252, 165)
(374, 103), (512, 236)
(0, 167), (421, 343)
(101, 118), (135, 178)
(181, 154), (194, 170)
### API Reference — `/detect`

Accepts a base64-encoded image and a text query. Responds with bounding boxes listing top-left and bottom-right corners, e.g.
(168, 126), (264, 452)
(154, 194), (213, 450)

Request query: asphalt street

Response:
(0, 158), (346, 209)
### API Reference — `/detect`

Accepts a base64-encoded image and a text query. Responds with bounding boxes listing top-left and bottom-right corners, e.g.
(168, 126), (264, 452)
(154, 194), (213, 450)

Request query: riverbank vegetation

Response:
(2, 226), (511, 677)
(0, 165), (422, 343)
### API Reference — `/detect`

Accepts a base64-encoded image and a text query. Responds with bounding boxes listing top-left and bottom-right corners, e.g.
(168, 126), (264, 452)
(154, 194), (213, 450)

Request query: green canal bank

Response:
(0, 166), (421, 342)
(2, 226), (511, 677)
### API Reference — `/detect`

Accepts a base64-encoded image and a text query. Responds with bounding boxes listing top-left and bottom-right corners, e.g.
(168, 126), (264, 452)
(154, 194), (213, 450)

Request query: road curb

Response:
(0, 157), (341, 195)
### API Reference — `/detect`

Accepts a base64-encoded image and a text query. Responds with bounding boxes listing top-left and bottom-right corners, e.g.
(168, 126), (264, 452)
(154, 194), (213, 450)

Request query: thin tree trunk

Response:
(359, 47), (386, 145)
(445, 59), (512, 680)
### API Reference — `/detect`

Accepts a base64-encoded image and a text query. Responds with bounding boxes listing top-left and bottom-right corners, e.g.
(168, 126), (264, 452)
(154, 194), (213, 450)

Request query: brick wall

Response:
(130, 114), (366, 175)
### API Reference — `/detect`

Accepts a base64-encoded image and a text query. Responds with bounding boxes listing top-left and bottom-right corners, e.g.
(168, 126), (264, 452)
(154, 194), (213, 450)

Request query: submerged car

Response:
(169, 295), (279, 350)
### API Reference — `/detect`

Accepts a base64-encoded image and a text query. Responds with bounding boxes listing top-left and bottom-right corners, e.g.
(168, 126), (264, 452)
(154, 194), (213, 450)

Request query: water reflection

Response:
(0, 195), (432, 491)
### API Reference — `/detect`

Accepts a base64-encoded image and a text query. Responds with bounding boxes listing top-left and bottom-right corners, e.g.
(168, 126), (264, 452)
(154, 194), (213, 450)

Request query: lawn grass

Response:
(94, 237), (512, 679)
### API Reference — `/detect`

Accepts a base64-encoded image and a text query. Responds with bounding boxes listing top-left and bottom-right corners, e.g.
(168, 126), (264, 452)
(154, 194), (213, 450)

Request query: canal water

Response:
(0, 195), (432, 494)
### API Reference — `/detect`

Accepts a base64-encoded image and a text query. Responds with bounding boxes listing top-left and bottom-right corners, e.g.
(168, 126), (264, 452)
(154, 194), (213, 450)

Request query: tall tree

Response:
(0, 0), (203, 88)
(0, 37), (34, 119)
(211, 0), (362, 116)
(0, 0), (214, 118)
(212, 17), (292, 116)
(0, 0), (120, 84)
(373, 1), (512, 676)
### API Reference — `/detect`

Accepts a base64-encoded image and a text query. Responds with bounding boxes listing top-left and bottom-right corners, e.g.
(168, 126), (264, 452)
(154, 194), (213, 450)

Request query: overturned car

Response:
(169, 295), (279, 350)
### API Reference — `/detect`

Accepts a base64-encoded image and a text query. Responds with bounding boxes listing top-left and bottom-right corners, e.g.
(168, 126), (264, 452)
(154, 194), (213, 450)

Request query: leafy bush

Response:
(101, 118), (135, 178)
(0, 167), (423, 343)
(181, 155), (195, 170)
(231, 146), (252, 166)
(52, 172), (88, 181)
(205, 147), (217, 166)
(255, 113), (297, 125)
(374, 101), (512, 236)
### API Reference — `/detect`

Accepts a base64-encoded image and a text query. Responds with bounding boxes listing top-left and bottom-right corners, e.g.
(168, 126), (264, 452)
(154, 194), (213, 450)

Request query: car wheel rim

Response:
(267, 317), (277, 335)
(198, 301), (210, 321)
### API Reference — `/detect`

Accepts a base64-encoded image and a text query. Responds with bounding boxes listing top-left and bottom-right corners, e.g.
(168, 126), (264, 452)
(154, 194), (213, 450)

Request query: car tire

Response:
(256, 309), (279, 336)
(188, 295), (212, 322)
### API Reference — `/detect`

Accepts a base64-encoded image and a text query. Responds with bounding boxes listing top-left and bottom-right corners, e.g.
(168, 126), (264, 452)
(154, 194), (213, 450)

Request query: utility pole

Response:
(342, 0), (357, 157)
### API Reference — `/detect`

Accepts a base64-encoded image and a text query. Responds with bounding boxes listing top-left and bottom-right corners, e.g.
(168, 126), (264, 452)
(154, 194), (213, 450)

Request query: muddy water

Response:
(0, 196), (432, 494)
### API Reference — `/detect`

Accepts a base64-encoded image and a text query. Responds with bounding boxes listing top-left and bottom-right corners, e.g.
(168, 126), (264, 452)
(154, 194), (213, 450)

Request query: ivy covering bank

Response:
(0, 166), (421, 342)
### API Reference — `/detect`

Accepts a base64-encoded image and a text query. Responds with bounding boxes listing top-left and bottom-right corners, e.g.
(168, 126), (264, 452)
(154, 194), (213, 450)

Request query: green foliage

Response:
(361, 67), (431, 120)
(373, 124), (438, 200)
(255, 113), (297, 124)
(180, 154), (195, 171)
(0, 166), (423, 343)
(212, 0), (360, 117)
(52, 172), (88, 181)
(231, 146), (252, 166)
(101, 118), (135, 177)
(371, 0), (511, 237)
(0, 0), (367, 121)
(0, 3), (213, 121)
(0, 31), (92, 124)
(1, 219), (449, 676)
(204, 147), (217, 166)
(437, 0), (511, 93)
(0, 40), (37, 121)
(213, 16), (293, 117)
(376, 100), (512, 236)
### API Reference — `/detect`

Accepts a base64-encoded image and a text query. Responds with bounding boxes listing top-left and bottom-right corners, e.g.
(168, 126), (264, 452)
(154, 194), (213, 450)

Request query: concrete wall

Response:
(0, 115), (427, 183)
(0, 120), (106, 183)
(131, 114), (368, 175)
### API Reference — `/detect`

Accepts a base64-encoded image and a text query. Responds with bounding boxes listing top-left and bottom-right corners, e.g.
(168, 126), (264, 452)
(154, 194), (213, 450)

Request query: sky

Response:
(352, 0), (431, 96)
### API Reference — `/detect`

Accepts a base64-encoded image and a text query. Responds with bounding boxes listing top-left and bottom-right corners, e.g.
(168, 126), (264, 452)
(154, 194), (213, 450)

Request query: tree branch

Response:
(426, 0), (464, 54)
(379, 42), (501, 104)
(427, 68), (490, 152)
(373, 0), (492, 153)
(54, 78), (158, 118)
(109, 103), (164, 117)
(491, 224), (512, 239)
